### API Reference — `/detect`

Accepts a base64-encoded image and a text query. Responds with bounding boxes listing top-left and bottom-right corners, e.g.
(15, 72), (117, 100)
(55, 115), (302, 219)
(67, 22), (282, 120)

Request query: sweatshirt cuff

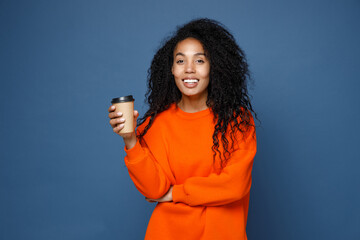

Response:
(124, 140), (145, 165)
(172, 184), (189, 204)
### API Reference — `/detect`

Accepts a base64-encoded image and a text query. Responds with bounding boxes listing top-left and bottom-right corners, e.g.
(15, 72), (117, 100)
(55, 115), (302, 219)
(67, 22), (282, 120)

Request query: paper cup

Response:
(111, 95), (135, 133)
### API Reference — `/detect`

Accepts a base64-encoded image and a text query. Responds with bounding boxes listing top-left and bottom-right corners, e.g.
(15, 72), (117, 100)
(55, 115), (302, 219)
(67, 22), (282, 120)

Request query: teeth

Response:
(184, 79), (199, 83)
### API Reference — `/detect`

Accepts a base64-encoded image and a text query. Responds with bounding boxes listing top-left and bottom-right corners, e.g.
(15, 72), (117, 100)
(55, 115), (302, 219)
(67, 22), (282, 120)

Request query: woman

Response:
(108, 18), (257, 240)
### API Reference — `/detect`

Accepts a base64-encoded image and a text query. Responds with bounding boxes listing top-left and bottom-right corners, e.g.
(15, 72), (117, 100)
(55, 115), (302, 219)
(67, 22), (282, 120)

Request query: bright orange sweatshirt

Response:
(124, 104), (256, 240)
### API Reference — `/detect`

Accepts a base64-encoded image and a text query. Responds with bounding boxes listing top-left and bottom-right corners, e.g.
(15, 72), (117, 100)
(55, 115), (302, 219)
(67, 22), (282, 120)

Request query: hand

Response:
(146, 186), (173, 203)
(108, 105), (139, 149)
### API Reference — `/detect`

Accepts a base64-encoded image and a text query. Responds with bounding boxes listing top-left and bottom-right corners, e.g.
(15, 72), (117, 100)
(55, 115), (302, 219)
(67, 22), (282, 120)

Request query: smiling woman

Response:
(172, 38), (210, 112)
(108, 18), (257, 240)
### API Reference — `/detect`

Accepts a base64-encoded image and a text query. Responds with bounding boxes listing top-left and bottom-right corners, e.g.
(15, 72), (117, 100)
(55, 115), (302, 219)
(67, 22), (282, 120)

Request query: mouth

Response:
(182, 78), (199, 88)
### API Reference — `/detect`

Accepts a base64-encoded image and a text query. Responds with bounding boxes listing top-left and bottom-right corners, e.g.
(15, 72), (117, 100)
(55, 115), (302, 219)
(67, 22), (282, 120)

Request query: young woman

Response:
(108, 18), (257, 240)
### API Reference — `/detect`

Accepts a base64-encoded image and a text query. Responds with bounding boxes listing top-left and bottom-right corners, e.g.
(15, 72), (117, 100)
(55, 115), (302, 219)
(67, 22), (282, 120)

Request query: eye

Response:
(196, 59), (205, 63)
(176, 59), (184, 64)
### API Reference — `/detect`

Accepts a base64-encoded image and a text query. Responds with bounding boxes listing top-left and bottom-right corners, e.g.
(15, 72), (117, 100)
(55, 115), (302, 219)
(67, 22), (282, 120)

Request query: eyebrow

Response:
(175, 52), (207, 57)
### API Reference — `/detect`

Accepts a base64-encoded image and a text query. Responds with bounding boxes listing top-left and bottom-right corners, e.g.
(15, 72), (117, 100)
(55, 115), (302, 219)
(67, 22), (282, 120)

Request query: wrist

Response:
(123, 133), (137, 150)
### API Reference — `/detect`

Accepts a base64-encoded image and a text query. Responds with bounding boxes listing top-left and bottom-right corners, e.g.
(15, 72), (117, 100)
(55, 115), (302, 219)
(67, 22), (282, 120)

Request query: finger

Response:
(113, 124), (124, 133)
(108, 105), (115, 113)
(108, 111), (123, 119)
(109, 118), (125, 127)
(134, 110), (139, 118)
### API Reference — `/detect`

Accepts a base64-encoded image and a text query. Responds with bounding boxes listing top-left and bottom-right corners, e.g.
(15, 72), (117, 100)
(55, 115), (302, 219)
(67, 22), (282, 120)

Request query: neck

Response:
(178, 94), (208, 113)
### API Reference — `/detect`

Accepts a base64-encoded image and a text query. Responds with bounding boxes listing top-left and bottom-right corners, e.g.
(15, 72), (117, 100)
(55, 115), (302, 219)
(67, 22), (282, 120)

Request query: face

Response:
(172, 38), (210, 101)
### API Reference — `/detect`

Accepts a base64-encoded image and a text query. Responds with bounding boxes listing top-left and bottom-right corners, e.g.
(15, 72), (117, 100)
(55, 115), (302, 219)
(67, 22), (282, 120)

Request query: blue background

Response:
(1, 0), (359, 239)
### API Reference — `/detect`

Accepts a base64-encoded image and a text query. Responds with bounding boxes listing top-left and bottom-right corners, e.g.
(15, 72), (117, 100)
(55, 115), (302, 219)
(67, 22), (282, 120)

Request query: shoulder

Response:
(229, 109), (256, 147)
(136, 104), (177, 135)
(235, 108), (255, 131)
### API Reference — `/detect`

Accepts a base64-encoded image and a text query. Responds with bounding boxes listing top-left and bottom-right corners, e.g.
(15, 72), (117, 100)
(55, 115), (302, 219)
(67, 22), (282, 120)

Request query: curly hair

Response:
(138, 18), (257, 168)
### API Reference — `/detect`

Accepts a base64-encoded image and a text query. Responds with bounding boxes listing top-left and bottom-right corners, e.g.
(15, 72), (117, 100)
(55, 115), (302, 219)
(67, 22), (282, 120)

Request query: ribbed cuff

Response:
(172, 184), (188, 204)
(124, 141), (145, 165)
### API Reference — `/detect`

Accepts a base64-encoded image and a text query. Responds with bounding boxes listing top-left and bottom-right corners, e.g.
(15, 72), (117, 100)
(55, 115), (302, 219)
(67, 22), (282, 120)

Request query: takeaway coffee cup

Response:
(111, 95), (135, 133)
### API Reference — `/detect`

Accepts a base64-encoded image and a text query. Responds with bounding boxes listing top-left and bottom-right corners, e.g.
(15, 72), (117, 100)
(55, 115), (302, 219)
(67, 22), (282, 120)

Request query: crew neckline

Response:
(171, 103), (212, 119)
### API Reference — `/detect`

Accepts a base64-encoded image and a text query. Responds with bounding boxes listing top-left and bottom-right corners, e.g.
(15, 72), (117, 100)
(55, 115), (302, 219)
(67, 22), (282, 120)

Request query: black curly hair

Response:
(138, 18), (257, 168)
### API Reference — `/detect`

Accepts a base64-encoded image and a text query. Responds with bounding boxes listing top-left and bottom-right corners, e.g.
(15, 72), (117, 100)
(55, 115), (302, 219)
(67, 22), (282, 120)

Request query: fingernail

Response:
(119, 118), (125, 122)
(119, 124), (124, 128)
(117, 112), (122, 116)
(111, 106), (115, 109)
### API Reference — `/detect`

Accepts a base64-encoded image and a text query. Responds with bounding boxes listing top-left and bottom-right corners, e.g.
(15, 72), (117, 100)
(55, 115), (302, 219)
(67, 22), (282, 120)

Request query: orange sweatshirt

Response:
(124, 104), (256, 240)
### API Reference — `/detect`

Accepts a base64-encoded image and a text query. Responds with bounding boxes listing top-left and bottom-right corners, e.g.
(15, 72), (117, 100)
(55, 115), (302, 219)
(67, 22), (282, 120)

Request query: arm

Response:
(124, 140), (173, 200)
(108, 105), (172, 199)
(172, 125), (256, 207)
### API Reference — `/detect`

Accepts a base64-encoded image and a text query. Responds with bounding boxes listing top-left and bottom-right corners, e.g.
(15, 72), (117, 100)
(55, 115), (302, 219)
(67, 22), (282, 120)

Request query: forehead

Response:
(174, 38), (205, 54)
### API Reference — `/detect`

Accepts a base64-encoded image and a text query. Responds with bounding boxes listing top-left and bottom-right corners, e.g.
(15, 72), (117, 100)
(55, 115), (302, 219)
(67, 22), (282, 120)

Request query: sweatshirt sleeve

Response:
(172, 125), (256, 207)
(124, 138), (172, 200)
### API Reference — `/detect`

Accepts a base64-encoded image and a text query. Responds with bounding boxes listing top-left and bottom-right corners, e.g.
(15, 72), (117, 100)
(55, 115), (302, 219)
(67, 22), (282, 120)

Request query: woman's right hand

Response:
(108, 105), (139, 149)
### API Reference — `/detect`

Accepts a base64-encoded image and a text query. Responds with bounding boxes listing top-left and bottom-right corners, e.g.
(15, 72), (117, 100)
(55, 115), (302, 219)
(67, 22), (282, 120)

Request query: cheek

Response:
(198, 65), (210, 78)
(204, 66), (210, 77)
(172, 67), (181, 78)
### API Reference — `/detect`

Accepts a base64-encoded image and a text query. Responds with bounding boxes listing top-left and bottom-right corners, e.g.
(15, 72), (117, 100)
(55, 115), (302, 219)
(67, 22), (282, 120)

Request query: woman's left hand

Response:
(146, 186), (173, 203)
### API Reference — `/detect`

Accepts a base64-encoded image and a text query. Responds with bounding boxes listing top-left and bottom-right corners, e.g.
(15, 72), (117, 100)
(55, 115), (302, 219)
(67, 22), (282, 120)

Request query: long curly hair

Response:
(138, 18), (257, 168)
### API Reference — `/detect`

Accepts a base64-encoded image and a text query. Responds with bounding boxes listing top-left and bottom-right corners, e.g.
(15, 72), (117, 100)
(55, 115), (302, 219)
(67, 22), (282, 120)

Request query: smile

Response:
(183, 79), (199, 83)
(182, 78), (199, 88)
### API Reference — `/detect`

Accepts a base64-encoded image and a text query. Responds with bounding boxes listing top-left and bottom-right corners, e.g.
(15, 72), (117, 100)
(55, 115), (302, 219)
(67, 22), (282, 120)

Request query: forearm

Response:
(172, 166), (252, 207)
(172, 137), (256, 207)
(125, 141), (172, 199)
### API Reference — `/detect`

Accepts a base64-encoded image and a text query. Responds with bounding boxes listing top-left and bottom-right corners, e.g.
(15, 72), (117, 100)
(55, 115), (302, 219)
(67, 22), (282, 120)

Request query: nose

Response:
(185, 61), (195, 73)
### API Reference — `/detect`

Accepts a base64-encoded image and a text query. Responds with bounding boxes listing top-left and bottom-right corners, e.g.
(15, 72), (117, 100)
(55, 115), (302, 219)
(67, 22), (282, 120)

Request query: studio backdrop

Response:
(1, 0), (359, 239)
